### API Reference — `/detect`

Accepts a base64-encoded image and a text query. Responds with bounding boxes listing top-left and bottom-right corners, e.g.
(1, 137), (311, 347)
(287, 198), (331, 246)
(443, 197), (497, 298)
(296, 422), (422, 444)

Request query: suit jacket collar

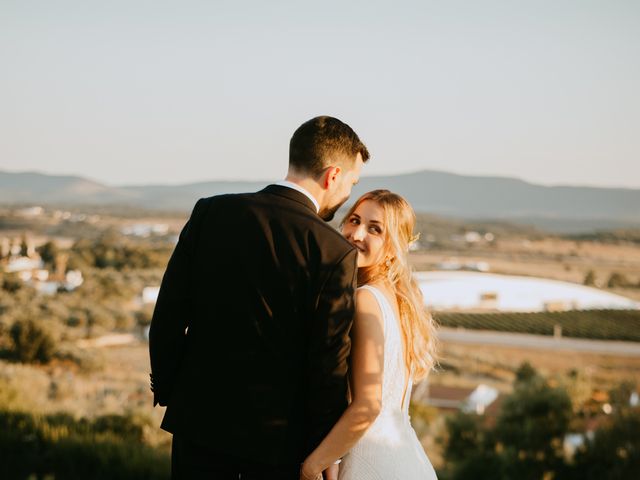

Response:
(261, 184), (319, 215)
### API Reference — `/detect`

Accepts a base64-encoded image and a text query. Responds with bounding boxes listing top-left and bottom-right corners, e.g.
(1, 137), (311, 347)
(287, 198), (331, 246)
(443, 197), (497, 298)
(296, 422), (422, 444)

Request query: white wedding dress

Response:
(339, 285), (438, 480)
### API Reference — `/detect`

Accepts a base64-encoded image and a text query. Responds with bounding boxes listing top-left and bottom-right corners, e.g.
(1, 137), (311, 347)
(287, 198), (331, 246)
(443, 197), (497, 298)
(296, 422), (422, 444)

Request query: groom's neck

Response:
(283, 174), (324, 208)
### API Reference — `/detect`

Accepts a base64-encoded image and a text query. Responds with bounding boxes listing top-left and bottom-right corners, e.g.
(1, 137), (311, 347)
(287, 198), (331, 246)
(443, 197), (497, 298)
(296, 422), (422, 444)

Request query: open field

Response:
(0, 341), (171, 450)
(434, 338), (640, 394)
(410, 236), (640, 301)
(4, 334), (639, 438)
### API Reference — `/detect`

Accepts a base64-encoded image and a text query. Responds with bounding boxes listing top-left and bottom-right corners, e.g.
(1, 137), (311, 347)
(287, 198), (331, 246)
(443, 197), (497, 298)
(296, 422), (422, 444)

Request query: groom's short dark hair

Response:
(289, 116), (370, 178)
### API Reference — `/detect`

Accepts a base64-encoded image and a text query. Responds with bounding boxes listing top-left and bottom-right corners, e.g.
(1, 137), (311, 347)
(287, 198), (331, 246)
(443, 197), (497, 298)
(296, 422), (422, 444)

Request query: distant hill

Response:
(1, 169), (639, 233)
(0, 171), (136, 203)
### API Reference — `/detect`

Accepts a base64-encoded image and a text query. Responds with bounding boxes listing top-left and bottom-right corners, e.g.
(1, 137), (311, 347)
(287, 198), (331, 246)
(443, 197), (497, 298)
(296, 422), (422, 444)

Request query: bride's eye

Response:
(349, 217), (359, 225)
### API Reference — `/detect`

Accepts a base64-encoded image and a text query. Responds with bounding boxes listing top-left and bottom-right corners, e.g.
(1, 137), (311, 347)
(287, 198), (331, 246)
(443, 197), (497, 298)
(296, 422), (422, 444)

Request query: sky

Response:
(1, 0), (639, 188)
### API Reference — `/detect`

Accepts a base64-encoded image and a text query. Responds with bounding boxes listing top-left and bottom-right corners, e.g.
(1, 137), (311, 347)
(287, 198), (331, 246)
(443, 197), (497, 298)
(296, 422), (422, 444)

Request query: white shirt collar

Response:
(274, 181), (320, 213)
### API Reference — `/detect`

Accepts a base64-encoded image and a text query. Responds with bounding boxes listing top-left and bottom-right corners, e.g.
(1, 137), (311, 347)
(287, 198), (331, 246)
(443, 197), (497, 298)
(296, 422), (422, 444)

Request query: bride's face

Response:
(342, 200), (387, 268)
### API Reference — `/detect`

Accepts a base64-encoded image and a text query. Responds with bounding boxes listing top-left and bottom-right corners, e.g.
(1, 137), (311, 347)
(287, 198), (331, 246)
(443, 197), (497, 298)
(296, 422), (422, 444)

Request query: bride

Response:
(301, 190), (438, 480)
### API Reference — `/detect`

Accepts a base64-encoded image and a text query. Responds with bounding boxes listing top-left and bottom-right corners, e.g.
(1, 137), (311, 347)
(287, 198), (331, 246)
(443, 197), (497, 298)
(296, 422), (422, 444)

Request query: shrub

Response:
(0, 410), (170, 480)
(38, 240), (59, 267)
(607, 272), (633, 288)
(583, 270), (596, 286)
(2, 274), (23, 293)
(9, 319), (57, 363)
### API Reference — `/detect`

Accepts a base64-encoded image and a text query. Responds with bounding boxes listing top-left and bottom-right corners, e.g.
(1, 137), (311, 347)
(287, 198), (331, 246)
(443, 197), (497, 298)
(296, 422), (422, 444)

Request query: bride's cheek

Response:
(374, 241), (385, 260)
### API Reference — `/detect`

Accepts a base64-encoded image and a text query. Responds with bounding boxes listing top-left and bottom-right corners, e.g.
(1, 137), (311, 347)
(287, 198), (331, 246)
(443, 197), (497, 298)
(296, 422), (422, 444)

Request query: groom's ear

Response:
(322, 165), (342, 189)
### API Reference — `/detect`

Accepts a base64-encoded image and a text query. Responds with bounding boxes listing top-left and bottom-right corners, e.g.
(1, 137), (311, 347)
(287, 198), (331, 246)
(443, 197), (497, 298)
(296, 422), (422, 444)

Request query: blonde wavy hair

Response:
(341, 189), (438, 381)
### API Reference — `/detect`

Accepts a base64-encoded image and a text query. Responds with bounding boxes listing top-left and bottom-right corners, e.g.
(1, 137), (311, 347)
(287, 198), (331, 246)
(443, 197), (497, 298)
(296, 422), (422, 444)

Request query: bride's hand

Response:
(324, 463), (339, 480)
(300, 460), (322, 480)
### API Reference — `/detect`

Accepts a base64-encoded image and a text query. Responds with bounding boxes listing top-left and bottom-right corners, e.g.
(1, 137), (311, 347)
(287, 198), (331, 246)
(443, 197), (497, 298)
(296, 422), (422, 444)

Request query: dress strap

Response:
(357, 286), (389, 324)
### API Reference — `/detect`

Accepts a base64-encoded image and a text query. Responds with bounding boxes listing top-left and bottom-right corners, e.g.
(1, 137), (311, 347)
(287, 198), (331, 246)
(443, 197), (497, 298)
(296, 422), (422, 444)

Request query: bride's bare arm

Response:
(300, 288), (384, 479)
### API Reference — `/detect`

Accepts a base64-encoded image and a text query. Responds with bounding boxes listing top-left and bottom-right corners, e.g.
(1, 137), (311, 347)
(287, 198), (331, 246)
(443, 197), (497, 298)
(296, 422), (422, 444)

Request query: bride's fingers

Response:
(299, 466), (322, 480)
(300, 473), (322, 480)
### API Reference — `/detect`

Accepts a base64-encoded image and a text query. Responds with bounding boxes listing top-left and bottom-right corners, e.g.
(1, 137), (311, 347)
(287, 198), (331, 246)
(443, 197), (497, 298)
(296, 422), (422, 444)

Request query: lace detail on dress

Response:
(339, 285), (437, 480)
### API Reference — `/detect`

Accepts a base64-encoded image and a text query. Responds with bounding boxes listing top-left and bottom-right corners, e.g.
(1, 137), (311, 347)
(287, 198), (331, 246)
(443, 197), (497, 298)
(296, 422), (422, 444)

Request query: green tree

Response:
(494, 377), (572, 480)
(572, 407), (640, 479)
(514, 361), (538, 384)
(70, 236), (171, 271)
(442, 411), (486, 463)
(19, 235), (29, 257)
(37, 240), (58, 267)
(2, 274), (22, 293)
(440, 369), (573, 480)
(441, 411), (504, 480)
(9, 319), (57, 363)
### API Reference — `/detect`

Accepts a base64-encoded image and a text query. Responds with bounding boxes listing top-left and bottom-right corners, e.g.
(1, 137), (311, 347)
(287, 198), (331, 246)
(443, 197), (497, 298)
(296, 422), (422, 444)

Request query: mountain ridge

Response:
(1, 169), (638, 233)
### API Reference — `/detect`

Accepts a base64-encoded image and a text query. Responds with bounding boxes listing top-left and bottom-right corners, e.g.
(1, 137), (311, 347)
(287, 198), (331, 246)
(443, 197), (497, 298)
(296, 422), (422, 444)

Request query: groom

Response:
(149, 116), (369, 479)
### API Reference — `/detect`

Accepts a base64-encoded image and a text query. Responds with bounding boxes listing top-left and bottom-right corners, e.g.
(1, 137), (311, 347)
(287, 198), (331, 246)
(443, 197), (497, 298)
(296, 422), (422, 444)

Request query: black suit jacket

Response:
(149, 185), (357, 466)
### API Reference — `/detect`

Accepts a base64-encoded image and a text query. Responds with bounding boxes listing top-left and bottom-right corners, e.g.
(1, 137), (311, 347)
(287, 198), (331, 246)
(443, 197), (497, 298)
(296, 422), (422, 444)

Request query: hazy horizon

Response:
(2, 165), (640, 191)
(2, 0), (639, 188)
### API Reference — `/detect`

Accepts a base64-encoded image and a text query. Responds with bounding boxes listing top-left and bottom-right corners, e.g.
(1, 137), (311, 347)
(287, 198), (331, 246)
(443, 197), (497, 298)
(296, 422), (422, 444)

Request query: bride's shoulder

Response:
(356, 284), (376, 300)
(353, 287), (386, 338)
(355, 285), (382, 316)
(358, 282), (400, 320)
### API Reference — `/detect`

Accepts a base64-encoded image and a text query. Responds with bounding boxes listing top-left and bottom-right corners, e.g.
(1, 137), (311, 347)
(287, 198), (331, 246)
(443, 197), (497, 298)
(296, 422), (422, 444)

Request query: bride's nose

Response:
(352, 225), (366, 242)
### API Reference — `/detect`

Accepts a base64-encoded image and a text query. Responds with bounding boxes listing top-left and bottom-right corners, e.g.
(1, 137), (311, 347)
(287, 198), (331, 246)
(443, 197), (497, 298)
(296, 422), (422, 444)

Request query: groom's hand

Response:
(323, 464), (339, 480)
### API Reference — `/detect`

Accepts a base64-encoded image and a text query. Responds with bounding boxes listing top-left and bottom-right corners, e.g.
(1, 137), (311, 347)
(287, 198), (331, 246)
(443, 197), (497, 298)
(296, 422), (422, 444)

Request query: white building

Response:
(122, 224), (170, 237)
(64, 270), (84, 290)
(463, 384), (499, 415)
(6, 256), (44, 273)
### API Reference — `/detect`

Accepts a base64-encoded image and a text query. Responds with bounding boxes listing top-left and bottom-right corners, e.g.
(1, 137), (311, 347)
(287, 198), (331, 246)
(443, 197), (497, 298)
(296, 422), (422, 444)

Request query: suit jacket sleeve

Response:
(305, 247), (358, 453)
(148, 198), (206, 406)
